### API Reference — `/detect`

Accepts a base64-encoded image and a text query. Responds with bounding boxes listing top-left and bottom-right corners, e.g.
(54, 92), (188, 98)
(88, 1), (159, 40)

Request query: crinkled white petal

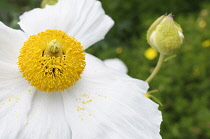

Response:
(62, 54), (162, 139)
(0, 22), (27, 65)
(104, 58), (128, 73)
(18, 0), (114, 49)
(0, 61), (36, 138)
(17, 91), (72, 139)
(0, 76), (35, 138)
(0, 61), (25, 101)
(0, 86), (35, 139)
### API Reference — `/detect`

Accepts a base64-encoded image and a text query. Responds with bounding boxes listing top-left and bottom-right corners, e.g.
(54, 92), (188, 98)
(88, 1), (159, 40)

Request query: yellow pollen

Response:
(82, 99), (92, 104)
(81, 94), (89, 97)
(18, 30), (86, 92)
(77, 106), (85, 111)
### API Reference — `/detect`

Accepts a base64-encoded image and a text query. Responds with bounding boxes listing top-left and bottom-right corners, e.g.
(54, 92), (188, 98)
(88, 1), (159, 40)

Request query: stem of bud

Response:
(146, 54), (165, 83)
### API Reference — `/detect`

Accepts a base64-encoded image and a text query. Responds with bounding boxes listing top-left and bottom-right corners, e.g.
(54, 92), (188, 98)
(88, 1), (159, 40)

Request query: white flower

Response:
(0, 0), (162, 138)
(104, 58), (128, 73)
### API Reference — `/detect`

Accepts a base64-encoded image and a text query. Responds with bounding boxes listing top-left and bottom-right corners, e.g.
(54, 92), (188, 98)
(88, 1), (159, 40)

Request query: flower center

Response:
(18, 30), (86, 92)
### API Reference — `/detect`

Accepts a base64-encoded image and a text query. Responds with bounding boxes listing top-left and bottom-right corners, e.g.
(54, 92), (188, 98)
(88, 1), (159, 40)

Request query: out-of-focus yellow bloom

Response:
(193, 67), (200, 76)
(200, 9), (209, 17)
(197, 9), (209, 29)
(202, 39), (210, 47)
(144, 47), (158, 60)
(198, 19), (207, 28)
(116, 47), (123, 54)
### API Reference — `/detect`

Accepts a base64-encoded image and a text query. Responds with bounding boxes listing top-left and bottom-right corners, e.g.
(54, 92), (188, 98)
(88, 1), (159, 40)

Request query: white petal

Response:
(104, 58), (128, 73)
(0, 61), (25, 100)
(0, 61), (19, 80)
(0, 56), (36, 138)
(62, 54), (162, 139)
(0, 82), (35, 138)
(18, 91), (72, 139)
(0, 22), (27, 64)
(18, 0), (114, 49)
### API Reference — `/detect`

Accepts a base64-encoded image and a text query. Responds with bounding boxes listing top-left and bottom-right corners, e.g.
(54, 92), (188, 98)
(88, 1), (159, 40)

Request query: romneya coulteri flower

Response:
(0, 0), (162, 138)
(147, 13), (184, 55)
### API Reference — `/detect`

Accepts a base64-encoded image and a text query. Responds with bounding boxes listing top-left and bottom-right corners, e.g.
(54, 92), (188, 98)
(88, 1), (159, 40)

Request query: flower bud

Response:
(147, 13), (184, 55)
(41, 0), (58, 8)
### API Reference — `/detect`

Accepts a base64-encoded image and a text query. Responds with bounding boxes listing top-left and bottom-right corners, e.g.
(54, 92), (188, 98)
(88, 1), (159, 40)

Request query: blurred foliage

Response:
(0, 0), (210, 138)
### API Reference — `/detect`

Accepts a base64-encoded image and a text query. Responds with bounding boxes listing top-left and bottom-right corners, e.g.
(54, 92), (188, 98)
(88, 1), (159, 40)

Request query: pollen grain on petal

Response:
(82, 99), (92, 104)
(77, 106), (85, 111)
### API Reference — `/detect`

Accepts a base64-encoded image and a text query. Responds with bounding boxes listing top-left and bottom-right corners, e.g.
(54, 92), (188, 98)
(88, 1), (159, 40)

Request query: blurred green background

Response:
(1, 0), (210, 138)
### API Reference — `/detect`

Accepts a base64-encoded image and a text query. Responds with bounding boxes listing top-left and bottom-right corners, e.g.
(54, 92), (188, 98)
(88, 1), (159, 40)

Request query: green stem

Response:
(146, 54), (165, 83)
(150, 94), (163, 106)
(147, 89), (159, 94)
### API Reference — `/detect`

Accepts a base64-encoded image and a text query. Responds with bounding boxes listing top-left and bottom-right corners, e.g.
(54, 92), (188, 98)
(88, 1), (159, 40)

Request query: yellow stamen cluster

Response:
(18, 30), (85, 92)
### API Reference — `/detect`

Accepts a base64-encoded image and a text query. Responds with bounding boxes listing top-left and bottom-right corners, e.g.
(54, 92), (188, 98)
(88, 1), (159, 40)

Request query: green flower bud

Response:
(41, 0), (58, 8)
(147, 13), (184, 55)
